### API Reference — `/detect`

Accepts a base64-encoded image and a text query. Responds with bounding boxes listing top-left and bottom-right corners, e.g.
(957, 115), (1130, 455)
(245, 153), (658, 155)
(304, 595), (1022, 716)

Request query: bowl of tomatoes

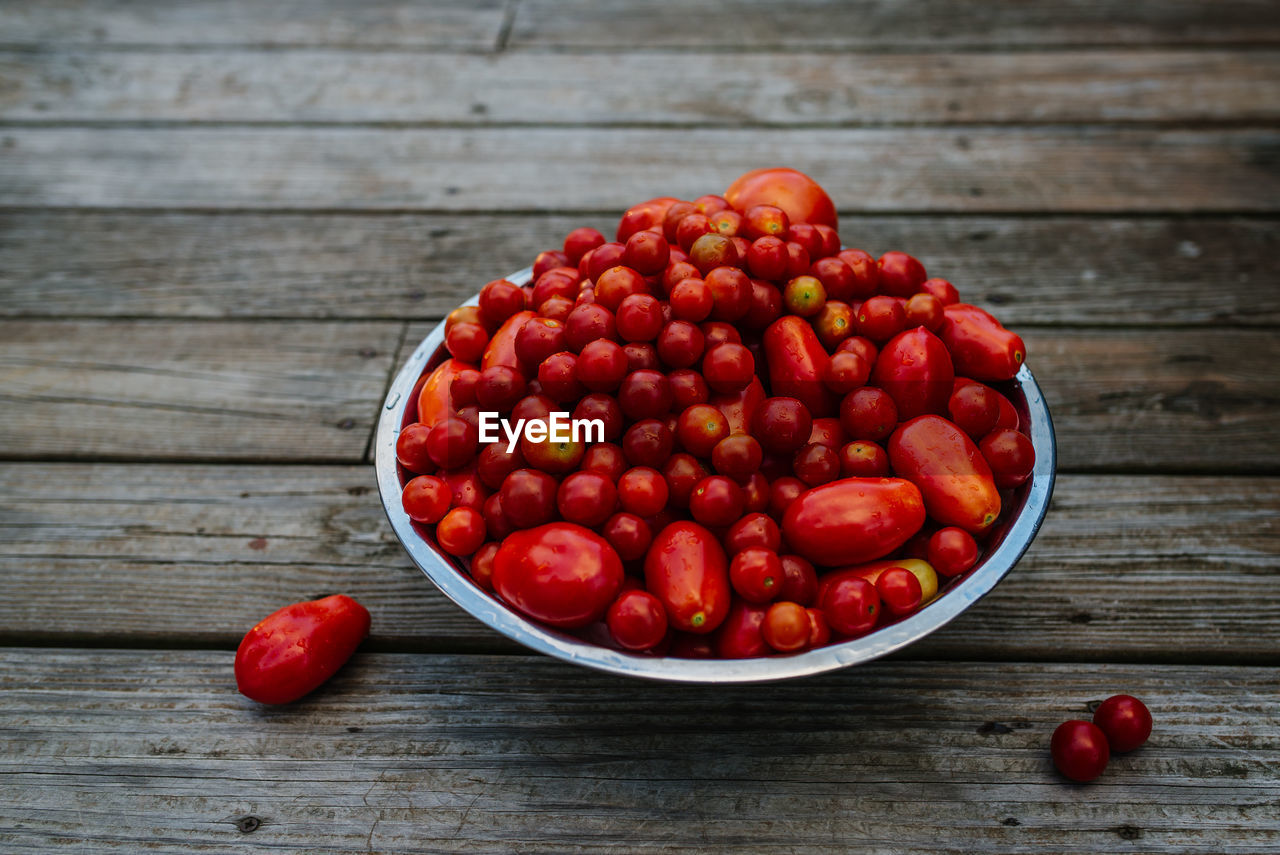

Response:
(375, 169), (1056, 683)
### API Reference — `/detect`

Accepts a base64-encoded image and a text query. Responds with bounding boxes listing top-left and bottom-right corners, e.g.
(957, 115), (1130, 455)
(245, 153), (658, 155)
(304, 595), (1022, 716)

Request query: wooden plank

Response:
(1, 650), (1277, 853)
(1, 465), (1275, 663)
(3, 212), (1276, 326)
(512, 0), (1280, 49)
(0, 320), (400, 461)
(5, 49), (1278, 125)
(0, 0), (507, 49)
(2, 127), (1278, 212)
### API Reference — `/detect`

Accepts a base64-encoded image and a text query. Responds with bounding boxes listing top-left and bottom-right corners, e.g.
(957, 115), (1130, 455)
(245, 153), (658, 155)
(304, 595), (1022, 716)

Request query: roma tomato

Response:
(871, 327), (955, 421)
(781, 477), (926, 568)
(724, 168), (838, 229)
(481, 310), (535, 370)
(493, 523), (624, 629)
(414, 358), (475, 430)
(889, 415), (1001, 534)
(937, 304), (1027, 382)
(644, 521), (731, 634)
(234, 594), (371, 705)
(1051, 720), (1110, 782)
(763, 315), (836, 417)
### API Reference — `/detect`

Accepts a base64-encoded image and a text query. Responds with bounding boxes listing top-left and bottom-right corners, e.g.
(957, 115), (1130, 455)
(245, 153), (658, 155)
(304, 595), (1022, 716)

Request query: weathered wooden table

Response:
(2, 2), (1279, 851)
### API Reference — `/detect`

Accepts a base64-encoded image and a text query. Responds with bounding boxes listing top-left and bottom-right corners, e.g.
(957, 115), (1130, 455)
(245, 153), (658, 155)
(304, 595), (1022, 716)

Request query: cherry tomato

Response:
(839, 440), (890, 478)
(395, 423), (435, 474)
(702, 342), (755, 395)
(875, 567), (924, 616)
(690, 475), (746, 528)
(564, 302), (617, 352)
(948, 382), (1001, 439)
(563, 227), (606, 265)
(617, 196), (680, 243)
(724, 512), (781, 554)
(644, 521), (731, 633)
(743, 204), (790, 240)
(730, 547), (784, 603)
(821, 576), (881, 637)
(479, 279), (527, 326)
(920, 277), (960, 305)
(606, 589), (669, 651)
(494, 523), (624, 629)
(577, 339), (629, 392)
(793, 442), (840, 487)
(580, 442), (626, 482)
(877, 251), (927, 297)
(446, 322), (488, 363)
(656, 319), (705, 369)
(905, 293), (944, 331)
(618, 466), (669, 517)
(778, 555), (818, 606)
(747, 235), (790, 280)
(781, 477), (926, 567)
(856, 295), (907, 344)
(823, 351), (870, 395)
(689, 233), (741, 275)
(1093, 695), (1153, 753)
(839, 387), (898, 441)
(556, 470), (618, 528)
(573, 393), (624, 441)
(436, 507), (486, 556)
(724, 167), (838, 229)
(677, 403), (731, 458)
(662, 453), (710, 509)
(767, 476), (806, 520)
(980, 428), (1036, 489)
(234, 594), (371, 705)
(1051, 720), (1110, 782)
(783, 275), (826, 318)
(836, 249), (880, 298)
(669, 277), (714, 321)
(668, 368), (710, 410)
(711, 434), (764, 482)
(426, 416), (480, 470)
(714, 600), (770, 659)
(402, 474), (451, 523)
(623, 418), (675, 469)
(469, 542), (499, 591)
(618, 368), (672, 421)
(616, 293), (664, 342)
(602, 512), (652, 562)
(704, 266), (752, 321)
(752, 396), (814, 456)
(813, 300), (855, 351)
(499, 468), (558, 529)
(762, 601), (811, 652)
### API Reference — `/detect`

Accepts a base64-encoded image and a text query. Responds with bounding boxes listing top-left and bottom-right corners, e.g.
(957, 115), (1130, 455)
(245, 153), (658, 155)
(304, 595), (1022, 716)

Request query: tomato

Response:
(948, 382), (1001, 439)
(690, 475), (745, 528)
(414, 358), (475, 431)
(889, 415), (1001, 534)
(712, 434), (764, 482)
(783, 275), (826, 318)
(606, 589), (669, 651)
(927, 527), (979, 577)
(876, 251), (927, 297)
(937, 304), (1026, 382)
(469, 542), (499, 591)
(563, 227), (606, 265)
(436, 507), (486, 556)
(724, 168), (838, 229)
(481, 310), (535, 371)
(954, 377), (1019, 431)
(564, 302), (617, 352)
(1093, 695), (1153, 753)
(711, 376), (766, 436)
(821, 576), (880, 636)
(644, 521), (731, 633)
(818, 558), (939, 607)
(602, 512), (652, 562)
(617, 466), (669, 517)
(1051, 720), (1110, 782)
(724, 512), (781, 554)
(395, 423), (434, 474)
(730, 547), (784, 603)
(493, 523), (624, 629)
(714, 599), (770, 659)
(781, 477), (926, 567)
(234, 594), (371, 705)
(743, 204), (790, 240)
(839, 440), (890, 478)
(872, 327), (955, 420)
(763, 315), (836, 418)
(556, 470), (618, 528)
(793, 442), (840, 486)
(980, 428), (1036, 489)
(617, 196), (681, 243)
(762, 602), (811, 653)
(702, 342), (755, 395)
(752, 396), (814, 456)
(445, 322), (488, 363)
(875, 567), (923, 616)
(401, 474), (450, 523)
(839, 387), (898, 442)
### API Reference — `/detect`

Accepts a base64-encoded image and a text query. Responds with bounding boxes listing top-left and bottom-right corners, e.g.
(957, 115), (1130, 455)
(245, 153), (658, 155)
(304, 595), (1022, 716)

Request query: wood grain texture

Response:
(3, 212), (1276, 325)
(1, 465), (1275, 662)
(511, 0), (1280, 49)
(0, 0), (507, 48)
(0, 320), (400, 461)
(3, 127), (1278, 212)
(5, 49), (1278, 124)
(1, 650), (1277, 853)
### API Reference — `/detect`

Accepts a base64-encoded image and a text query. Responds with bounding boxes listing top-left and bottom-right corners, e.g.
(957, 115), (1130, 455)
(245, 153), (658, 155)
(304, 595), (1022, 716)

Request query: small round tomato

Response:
(725, 512), (781, 555)
(708, 208), (743, 236)
(426, 417), (479, 470)
(482, 493), (514, 541)
(927, 527), (979, 577)
(469, 542), (499, 591)
(793, 442), (840, 487)
(577, 339), (629, 392)
(616, 293), (664, 342)
(805, 607), (831, 646)
(836, 249), (880, 299)
(622, 230), (670, 276)
(949, 382), (1001, 439)
(572, 393), (624, 441)
(564, 302), (617, 352)
(537, 351), (584, 403)
(783, 275), (826, 318)
(395, 423), (435, 474)
(622, 418), (675, 469)
(752, 397), (813, 456)
(677, 403), (731, 458)
(767, 476), (806, 520)
(662, 453), (709, 509)
(1093, 695), (1153, 753)
(838, 440), (890, 478)
(1051, 720), (1110, 782)
(514, 317), (566, 369)
(702, 342), (755, 395)
(656, 320), (705, 369)
(778, 554), (819, 606)
(746, 235), (790, 280)
(669, 277), (714, 322)
(563, 227), (606, 265)
(688, 233), (741, 275)
(920, 277), (960, 305)
(580, 442), (626, 482)
(839, 387), (898, 441)
(499, 468), (558, 529)
(875, 567), (924, 616)
(837, 334), (878, 368)
(762, 601), (810, 653)
(618, 466), (669, 517)
(704, 267), (752, 322)
(556, 470), (618, 528)
(690, 475), (745, 528)
(857, 295), (907, 344)
(436, 507), (486, 556)
(905, 293), (944, 331)
(743, 204), (790, 240)
(724, 167), (838, 229)
(822, 577), (880, 636)
(606, 589), (669, 651)
(475, 365), (527, 411)
(446, 322), (488, 363)
(710, 434), (763, 483)
(493, 523), (624, 629)
(980, 428), (1036, 489)
(402, 474), (451, 523)
(478, 279), (526, 326)
(813, 301), (855, 351)
(877, 251), (927, 297)
(602, 512), (652, 562)
(730, 548), (784, 603)
(617, 368), (672, 421)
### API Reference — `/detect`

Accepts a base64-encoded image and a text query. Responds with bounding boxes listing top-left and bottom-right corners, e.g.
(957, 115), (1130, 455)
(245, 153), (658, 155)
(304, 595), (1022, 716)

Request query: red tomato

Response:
(980, 428), (1036, 489)
(781, 477), (926, 567)
(875, 567), (923, 616)
(617, 197), (682, 243)
(481, 310), (535, 370)
(606, 589), (669, 651)
(414, 358), (475, 431)
(889, 415), (1002, 534)
(821, 576), (880, 636)
(492, 523), (624, 629)
(927, 527), (980, 577)
(937, 304), (1026, 382)
(644, 521), (731, 634)
(871, 327), (955, 420)
(234, 594), (371, 705)
(714, 599), (770, 659)
(763, 315), (836, 418)
(724, 168), (838, 229)
(762, 601), (810, 652)
(712, 376), (767, 437)
(1051, 720), (1110, 782)
(730, 548), (784, 603)
(1093, 694), (1153, 753)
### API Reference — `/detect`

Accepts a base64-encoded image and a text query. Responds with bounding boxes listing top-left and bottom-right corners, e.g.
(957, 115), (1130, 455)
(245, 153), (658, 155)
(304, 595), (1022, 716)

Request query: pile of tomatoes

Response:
(395, 167), (1036, 659)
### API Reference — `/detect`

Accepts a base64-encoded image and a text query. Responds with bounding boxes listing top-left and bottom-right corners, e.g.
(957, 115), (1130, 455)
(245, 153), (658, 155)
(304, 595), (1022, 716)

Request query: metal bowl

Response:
(375, 266), (1056, 683)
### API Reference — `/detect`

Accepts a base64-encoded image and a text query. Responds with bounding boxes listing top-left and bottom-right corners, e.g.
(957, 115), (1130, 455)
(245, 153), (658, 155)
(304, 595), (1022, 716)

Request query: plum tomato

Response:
(618, 369), (672, 421)
(746, 235), (790, 280)
(877, 251), (927, 297)
(823, 350), (870, 395)
(602, 512), (652, 562)
(890, 415), (1001, 534)
(677, 403), (731, 458)
(402, 474), (450, 524)
(702, 342), (755, 395)
(556, 470), (618, 528)
(949, 382), (1001, 439)
(725, 512), (782, 554)
(711, 434), (764, 483)
(839, 387), (898, 441)
(690, 475), (746, 528)
(793, 442), (840, 487)
(646, 521), (731, 633)
(623, 418), (675, 469)
(872, 327), (955, 421)
(1051, 720), (1110, 783)
(857, 295), (908, 344)
(622, 230), (670, 276)
(1093, 695), (1153, 753)
(669, 277), (714, 322)
(779, 554), (818, 606)
(980, 428), (1036, 489)
(494, 523), (624, 629)
(499, 468), (558, 529)
(927, 527), (979, 577)
(607, 589), (669, 651)
(821, 576), (881, 637)
(875, 566), (924, 616)
(782, 477), (926, 568)
(752, 397), (814, 456)
(762, 601), (811, 653)
(656, 319), (706, 369)
(618, 466), (670, 517)
(436, 507), (487, 556)
(724, 167), (838, 229)
(564, 302), (617, 352)
(783, 275), (827, 318)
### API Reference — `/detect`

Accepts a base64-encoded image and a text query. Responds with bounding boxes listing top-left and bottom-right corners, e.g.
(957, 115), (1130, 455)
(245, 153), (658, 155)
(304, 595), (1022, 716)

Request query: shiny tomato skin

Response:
(980, 428), (1036, 489)
(712, 376), (767, 437)
(821, 577), (880, 637)
(1051, 721), (1110, 782)
(606, 589), (669, 651)
(889, 415), (1002, 534)
(937, 303), (1027, 382)
(876, 251), (927, 297)
(927, 527), (980, 577)
(817, 558), (939, 607)
(714, 599), (770, 659)
(414, 358), (476, 431)
(762, 601), (811, 652)
(778, 555), (818, 606)
(763, 315), (836, 418)
(875, 566), (923, 616)
(724, 168), (838, 229)
(644, 521), (731, 634)
(617, 197), (681, 243)
(1093, 694), (1153, 753)
(493, 523), (624, 629)
(781, 477), (926, 567)
(235, 594), (371, 705)
(481, 310), (535, 371)
(872, 328), (955, 420)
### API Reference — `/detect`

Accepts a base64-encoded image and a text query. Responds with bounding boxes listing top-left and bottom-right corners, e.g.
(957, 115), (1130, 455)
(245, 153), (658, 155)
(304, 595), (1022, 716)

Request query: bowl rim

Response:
(375, 266), (1057, 683)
